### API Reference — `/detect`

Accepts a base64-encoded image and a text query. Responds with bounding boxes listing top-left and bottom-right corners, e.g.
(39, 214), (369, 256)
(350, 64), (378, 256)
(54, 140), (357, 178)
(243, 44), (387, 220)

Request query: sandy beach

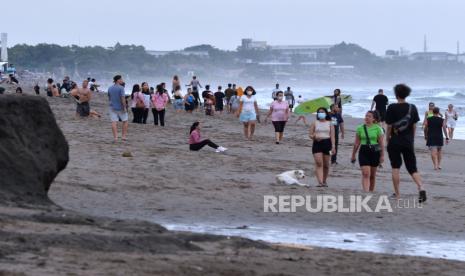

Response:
(1, 85), (465, 275)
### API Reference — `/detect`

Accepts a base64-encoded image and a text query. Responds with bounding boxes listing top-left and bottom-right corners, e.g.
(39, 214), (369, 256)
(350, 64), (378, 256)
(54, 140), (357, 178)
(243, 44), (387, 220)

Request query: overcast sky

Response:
(3, 0), (464, 55)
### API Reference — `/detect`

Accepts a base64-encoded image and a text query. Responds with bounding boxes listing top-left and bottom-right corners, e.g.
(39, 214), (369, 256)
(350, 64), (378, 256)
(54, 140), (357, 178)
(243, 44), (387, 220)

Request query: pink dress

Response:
(151, 93), (169, 110)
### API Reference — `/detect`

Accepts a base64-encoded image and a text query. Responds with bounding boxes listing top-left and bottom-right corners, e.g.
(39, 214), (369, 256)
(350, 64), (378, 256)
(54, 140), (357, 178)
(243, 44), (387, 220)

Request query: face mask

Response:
(317, 112), (326, 120)
(277, 96), (283, 101)
(247, 91), (253, 96)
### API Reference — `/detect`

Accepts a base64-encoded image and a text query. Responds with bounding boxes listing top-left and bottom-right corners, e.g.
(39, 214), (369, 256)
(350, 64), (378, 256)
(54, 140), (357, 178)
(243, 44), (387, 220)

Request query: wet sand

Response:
(1, 86), (465, 275)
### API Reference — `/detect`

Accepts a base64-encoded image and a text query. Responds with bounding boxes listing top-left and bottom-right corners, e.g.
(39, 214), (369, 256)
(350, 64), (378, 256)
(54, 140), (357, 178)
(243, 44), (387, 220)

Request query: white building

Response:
(408, 52), (457, 61)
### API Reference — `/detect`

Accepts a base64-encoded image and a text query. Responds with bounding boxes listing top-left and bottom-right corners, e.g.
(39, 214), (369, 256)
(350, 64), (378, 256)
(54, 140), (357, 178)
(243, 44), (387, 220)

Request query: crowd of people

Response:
(11, 72), (460, 204)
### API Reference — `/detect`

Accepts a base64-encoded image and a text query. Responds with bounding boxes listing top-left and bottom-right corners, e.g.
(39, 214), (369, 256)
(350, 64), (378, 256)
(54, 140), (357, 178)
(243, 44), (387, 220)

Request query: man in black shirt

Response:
(214, 86), (225, 114)
(385, 84), (426, 202)
(371, 88), (389, 129)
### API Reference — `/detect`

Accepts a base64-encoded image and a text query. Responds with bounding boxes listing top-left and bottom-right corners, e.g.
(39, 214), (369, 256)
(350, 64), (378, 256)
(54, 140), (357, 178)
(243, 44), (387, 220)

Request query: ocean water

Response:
(253, 87), (465, 140)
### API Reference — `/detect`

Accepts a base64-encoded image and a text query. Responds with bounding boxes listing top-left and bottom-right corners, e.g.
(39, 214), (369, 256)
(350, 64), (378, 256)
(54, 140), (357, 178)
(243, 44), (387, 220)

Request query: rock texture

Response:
(0, 94), (68, 203)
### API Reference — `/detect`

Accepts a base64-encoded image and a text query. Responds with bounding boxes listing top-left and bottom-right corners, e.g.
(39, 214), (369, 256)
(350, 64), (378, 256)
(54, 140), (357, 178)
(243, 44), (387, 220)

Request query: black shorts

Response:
(376, 109), (386, 122)
(387, 143), (418, 174)
(289, 104), (294, 109)
(76, 102), (90, 117)
(185, 103), (194, 111)
(215, 103), (224, 111)
(272, 121), (286, 132)
(312, 139), (332, 155)
(358, 145), (381, 167)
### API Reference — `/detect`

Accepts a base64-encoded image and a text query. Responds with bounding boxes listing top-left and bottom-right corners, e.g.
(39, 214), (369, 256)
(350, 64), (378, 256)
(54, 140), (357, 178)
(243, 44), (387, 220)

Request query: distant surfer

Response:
(271, 83), (280, 101)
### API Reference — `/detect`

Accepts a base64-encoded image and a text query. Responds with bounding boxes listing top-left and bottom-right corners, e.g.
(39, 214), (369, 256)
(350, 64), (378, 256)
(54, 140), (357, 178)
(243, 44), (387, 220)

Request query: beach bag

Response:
(135, 92), (145, 108)
(392, 104), (412, 133)
(364, 125), (381, 152)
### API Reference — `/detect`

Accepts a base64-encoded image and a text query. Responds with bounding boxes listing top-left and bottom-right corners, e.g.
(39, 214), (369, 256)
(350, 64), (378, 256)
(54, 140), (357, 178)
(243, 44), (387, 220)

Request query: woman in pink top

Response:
(189, 122), (227, 152)
(130, 84), (145, 124)
(151, 84), (169, 126)
(265, 91), (290, 144)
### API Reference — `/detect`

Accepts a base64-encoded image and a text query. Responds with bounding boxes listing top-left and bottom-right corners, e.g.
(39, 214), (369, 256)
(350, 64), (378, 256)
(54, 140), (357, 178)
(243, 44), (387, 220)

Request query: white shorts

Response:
(447, 119), (456, 129)
(109, 108), (128, 122)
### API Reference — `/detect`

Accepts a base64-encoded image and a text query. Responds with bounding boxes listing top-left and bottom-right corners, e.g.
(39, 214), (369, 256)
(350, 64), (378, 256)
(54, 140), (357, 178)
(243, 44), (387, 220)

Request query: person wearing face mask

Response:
(265, 91), (290, 144)
(351, 111), (385, 192)
(309, 107), (336, 187)
(236, 86), (260, 140)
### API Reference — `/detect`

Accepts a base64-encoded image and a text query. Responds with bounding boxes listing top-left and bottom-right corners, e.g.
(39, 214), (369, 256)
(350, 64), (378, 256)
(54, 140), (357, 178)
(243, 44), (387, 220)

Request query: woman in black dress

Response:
(424, 107), (449, 170)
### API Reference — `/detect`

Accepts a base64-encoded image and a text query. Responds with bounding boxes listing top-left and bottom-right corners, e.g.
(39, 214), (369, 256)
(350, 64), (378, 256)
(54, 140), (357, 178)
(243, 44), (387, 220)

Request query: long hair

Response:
(131, 84), (141, 99)
(141, 82), (149, 94)
(190, 122), (200, 134)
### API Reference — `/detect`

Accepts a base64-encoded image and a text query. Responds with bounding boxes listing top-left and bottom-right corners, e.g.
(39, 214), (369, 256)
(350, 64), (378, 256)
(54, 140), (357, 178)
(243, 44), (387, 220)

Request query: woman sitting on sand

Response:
(424, 107), (448, 170)
(189, 122), (227, 152)
(351, 111), (384, 192)
(265, 91), (290, 144)
(236, 86), (260, 140)
(309, 107), (335, 187)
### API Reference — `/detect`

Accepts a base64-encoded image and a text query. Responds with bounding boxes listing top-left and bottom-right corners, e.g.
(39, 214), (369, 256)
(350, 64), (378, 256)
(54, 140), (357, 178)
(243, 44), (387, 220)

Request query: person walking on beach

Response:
(284, 87), (295, 113)
(265, 91), (290, 144)
(173, 85), (184, 113)
(186, 76), (202, 109)
(332, 89), (342, 113)
(237, 86), (260, 140)
(108, 75), (128, 142)
(230, 90), (240, 114)
(214, 86), (225, 114)
(33, 83), (40, 95)
(224, 83), (235, 113)
(424, 107), (448, 170)
(204, 94), (215, 116)
(189, 122), (227, 152)
(172, 75), (181, 95)
(71, 79), (92, 118)
(371, 89), (389, 130)
(329, 104), (344, 164)
(140, 82), (151, 124)
(272, 83), (280, 101)
(152, 85), (169, 126)
(351, 111), (384, 192)
(130, 84), (145, 123)
(309, 107), (335, 187)
(445, 104), (458, 140)
(385, 84), (426, 202)
(184, 88), (195, 113)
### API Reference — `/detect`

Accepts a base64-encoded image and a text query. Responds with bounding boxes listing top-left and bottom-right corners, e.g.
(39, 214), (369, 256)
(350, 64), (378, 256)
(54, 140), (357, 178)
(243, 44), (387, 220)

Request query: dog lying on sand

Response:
(275, 170), (307, 186)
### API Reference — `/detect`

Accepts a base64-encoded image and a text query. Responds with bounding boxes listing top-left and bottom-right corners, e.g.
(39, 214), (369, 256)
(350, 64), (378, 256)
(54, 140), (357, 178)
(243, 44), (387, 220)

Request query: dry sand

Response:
(1, 85), (465, 275)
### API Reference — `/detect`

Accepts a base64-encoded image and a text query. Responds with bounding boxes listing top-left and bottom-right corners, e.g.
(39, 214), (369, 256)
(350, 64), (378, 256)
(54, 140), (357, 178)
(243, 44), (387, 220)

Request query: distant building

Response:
(146, 50), (209, 57)
(408, 52), (457, 61)
(239, 38), (334, 60)
(384, 50), (400, 59)
(240, 39), (268, 50)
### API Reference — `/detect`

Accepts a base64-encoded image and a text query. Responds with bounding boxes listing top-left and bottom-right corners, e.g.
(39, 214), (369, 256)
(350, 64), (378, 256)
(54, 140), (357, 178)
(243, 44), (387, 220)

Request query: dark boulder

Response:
(0, 95), (69, 204)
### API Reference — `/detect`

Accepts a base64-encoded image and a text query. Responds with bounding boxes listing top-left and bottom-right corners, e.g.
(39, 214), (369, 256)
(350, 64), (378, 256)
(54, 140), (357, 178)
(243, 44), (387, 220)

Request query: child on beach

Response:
(189, 122), (227, 152)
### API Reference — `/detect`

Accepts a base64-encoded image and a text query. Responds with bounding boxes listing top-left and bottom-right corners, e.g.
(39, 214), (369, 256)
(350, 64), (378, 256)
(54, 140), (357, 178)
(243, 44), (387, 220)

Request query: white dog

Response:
(276, 170), (307, 186)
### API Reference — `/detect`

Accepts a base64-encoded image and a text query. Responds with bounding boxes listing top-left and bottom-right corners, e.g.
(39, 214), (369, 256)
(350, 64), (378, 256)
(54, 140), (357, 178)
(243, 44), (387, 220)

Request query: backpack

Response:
(392, 104), (412, 133)
(135, 92), (145, 108)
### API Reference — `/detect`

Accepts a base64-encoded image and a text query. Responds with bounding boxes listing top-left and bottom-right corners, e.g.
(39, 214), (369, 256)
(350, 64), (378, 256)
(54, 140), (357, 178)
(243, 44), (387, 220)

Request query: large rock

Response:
(0, 95), (69, 204)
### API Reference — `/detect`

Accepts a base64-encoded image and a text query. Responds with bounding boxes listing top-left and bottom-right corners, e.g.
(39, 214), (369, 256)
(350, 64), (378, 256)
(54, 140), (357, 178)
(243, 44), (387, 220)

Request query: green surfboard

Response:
(294, 95), (352, 115)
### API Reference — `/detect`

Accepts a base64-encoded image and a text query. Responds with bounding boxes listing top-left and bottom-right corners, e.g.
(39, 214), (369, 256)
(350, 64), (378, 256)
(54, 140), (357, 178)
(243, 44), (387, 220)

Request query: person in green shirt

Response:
(351, 111), (385, 192)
